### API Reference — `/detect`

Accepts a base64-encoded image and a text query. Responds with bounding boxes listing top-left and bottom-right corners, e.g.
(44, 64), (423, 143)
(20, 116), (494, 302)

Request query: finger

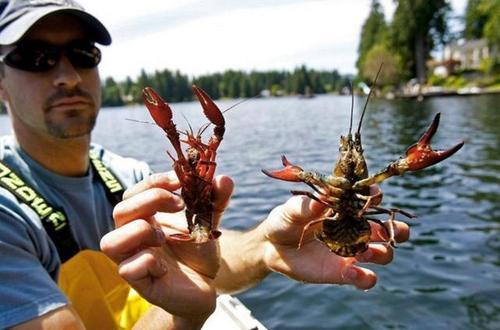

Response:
(355, 244), (393, 265)
(369, 220), (410, 243)
(211, 175), (234, 229)
(279, 195), (328, 225)
(114, 188), (185, 227)
(340, 264), (377, 290)
(123, 172), (181, 200)
(369, 185), (383, 206)
(118, 248), (168, 282)
(100, 219), (165, 264)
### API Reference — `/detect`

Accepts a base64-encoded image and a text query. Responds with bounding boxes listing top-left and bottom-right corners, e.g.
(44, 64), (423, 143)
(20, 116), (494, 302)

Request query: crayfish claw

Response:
(142, 87), (174, 130)
(404, 113), (464, 171)
(192, 85), (225, 127)
(210, 230), (222, 240)
(262, 156), (305, 182)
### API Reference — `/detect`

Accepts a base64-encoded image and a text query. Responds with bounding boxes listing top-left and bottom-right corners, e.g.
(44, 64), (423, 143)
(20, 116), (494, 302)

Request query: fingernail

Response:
(378, 227), (389, 240)
(343, 267), (358, 281)
(172, 194), (185, 209)
(166, 171), (177, 180)
(155, 228), (166, 244)
(358, 249), (373, 262)
(393, 225), (400, 237)
(158, 258), (168, 273)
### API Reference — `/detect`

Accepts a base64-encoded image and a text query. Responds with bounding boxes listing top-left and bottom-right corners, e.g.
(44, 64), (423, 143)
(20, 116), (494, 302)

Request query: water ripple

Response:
(11, 93), (494, 329)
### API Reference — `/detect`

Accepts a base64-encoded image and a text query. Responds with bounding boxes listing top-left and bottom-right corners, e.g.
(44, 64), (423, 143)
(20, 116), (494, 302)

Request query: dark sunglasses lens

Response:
(4, 43), (101, 72)
(4, 46), (57, 71)
(67, 44), (101, 69)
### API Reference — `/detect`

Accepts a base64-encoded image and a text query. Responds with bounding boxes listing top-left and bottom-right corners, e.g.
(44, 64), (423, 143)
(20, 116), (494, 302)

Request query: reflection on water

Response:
(1, 94), (498, 329)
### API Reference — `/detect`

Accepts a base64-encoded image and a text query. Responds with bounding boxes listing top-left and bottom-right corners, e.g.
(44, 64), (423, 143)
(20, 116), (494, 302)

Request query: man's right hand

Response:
(100, 171), (234, 328)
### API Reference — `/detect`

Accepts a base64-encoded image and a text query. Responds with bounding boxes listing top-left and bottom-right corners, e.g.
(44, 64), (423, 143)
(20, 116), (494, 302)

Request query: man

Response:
(0, 0), (409, 329)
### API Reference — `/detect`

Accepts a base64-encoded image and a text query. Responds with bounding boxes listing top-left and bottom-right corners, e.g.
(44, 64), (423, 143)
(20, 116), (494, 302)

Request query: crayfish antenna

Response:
(180, 112), (195, 137)
(196, 90), (260, 135)
(349, 81), (354, 137)
(357, 63), (383, 135)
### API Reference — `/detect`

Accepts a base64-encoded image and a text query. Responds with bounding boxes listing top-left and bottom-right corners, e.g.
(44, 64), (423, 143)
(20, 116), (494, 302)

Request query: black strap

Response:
(0, 152), (125, 263)
(89, 151), (125, 205)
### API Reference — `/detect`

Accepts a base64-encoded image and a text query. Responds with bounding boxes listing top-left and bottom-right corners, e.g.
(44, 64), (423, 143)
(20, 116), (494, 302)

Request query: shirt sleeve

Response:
(0, 203), (68, 329)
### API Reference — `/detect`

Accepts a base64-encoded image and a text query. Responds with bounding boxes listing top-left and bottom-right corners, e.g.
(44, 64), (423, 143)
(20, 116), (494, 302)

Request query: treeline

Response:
(356, 0), (500, 87)
(101, 66), (350, 107)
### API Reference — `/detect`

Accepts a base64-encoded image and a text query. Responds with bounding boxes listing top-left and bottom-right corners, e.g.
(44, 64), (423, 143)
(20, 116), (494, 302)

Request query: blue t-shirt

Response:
(0, 136), (151, 329)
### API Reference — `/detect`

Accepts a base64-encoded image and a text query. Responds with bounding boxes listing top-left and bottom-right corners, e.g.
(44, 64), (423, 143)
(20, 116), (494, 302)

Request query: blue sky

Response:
(80, 0), (467, 80)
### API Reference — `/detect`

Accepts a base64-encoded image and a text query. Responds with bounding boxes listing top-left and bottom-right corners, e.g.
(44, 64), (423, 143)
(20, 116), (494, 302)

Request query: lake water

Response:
(1, 94), (498, 329)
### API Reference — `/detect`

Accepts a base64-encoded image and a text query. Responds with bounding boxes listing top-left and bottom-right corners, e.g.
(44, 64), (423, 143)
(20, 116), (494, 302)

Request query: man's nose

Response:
(52, 55), (82, 88)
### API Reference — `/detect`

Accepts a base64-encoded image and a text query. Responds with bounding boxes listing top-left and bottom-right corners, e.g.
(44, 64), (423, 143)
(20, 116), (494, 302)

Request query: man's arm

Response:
(100, 171), (410, 327)
(11, 307), (85, 330)
(214, 195), (409, 292)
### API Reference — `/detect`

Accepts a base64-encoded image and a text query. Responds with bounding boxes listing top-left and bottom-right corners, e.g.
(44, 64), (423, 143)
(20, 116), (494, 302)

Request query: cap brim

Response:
(0, 7), (111, 45)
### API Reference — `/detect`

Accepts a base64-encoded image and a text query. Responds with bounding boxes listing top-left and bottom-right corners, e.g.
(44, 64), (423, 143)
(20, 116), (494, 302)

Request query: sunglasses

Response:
(1, 40), (101, 72)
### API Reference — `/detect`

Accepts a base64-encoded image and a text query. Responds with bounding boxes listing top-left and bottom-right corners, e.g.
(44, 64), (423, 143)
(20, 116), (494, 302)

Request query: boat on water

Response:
(203, 295), (268, 330)
(298, 86), (315, 99)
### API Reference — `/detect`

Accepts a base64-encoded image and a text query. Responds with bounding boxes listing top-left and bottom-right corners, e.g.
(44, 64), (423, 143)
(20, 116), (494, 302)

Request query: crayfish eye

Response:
(339, 135), (349, 151)
(187, 148), (200, 163)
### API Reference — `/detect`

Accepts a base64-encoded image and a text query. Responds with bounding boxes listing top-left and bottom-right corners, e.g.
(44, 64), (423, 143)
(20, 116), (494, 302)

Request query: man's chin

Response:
(46, 120), (96, 139)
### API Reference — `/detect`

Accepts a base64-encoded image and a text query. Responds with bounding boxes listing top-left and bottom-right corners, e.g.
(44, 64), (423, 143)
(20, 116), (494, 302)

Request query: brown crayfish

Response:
(263, 86), (464, 257)
(142, 85), (225, 243)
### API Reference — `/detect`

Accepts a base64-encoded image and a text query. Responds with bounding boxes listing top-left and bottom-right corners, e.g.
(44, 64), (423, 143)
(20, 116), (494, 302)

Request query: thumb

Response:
(279, 195), (328, 225)
(211, 175), (234, 229)
(263, 196), (328, 245)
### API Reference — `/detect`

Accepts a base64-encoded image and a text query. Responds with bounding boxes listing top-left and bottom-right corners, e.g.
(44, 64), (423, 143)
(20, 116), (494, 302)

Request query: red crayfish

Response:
(142, 85), (225, 243)
(263, 86), (464, 257)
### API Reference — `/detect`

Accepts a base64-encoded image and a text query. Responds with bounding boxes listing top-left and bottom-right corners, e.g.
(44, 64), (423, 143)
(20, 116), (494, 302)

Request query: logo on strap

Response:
(0, 151), (125, 262)
(0, 162), (68, 231)
(89, 152), (124, 194)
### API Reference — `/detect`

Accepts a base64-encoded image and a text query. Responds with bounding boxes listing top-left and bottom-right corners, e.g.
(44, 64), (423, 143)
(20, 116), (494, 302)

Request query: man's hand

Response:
(258, 192), (410, 290)
(100, 172), (234, 327)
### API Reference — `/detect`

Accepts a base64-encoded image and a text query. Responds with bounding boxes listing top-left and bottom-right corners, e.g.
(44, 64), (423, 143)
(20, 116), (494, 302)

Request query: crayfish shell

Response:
(317, 217), (371, 257)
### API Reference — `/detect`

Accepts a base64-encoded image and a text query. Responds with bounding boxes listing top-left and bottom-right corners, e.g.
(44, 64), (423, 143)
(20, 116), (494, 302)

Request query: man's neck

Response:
(14, 129), (91, 177)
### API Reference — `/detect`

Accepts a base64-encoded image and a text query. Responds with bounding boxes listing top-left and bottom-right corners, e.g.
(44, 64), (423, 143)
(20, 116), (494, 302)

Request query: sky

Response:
(79, 0), (468, 81)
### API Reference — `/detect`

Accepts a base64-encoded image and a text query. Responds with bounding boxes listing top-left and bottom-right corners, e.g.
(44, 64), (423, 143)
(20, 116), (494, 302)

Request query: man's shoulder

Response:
(0, 135), (16, 159)
(90, 143), (152, 186)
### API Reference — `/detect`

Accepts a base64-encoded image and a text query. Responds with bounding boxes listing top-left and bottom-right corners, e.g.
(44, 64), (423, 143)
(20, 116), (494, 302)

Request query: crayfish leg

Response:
(290, 190), (341, 210)
(355, 190), (383, 217)
(298, 217), (330, 249)
(365, 217), (394, 247)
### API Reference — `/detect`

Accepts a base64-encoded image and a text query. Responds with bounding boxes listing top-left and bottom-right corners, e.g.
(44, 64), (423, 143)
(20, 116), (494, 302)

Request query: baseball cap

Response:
(0, 0), (111, 45)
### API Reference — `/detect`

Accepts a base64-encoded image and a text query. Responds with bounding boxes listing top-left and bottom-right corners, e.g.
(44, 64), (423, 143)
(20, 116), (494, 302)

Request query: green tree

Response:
(101, 77), (124, 107)
(390, 0), (451, 82)
(480, 0), (500, 47)
(101, 67), (350, 107)
(361, 44), (400, 85)
(463, 0), (500, 72)
(356, 0), (387, 73)
(464, 0), (488, 39)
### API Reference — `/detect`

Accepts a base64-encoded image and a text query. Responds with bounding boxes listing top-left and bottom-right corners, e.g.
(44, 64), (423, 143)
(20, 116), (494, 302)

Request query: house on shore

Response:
(429, 39), (492, 77)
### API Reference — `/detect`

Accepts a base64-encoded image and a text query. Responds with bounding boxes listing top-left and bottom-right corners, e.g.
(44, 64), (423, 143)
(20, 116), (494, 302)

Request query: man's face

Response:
(0, 14), (101, 139)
